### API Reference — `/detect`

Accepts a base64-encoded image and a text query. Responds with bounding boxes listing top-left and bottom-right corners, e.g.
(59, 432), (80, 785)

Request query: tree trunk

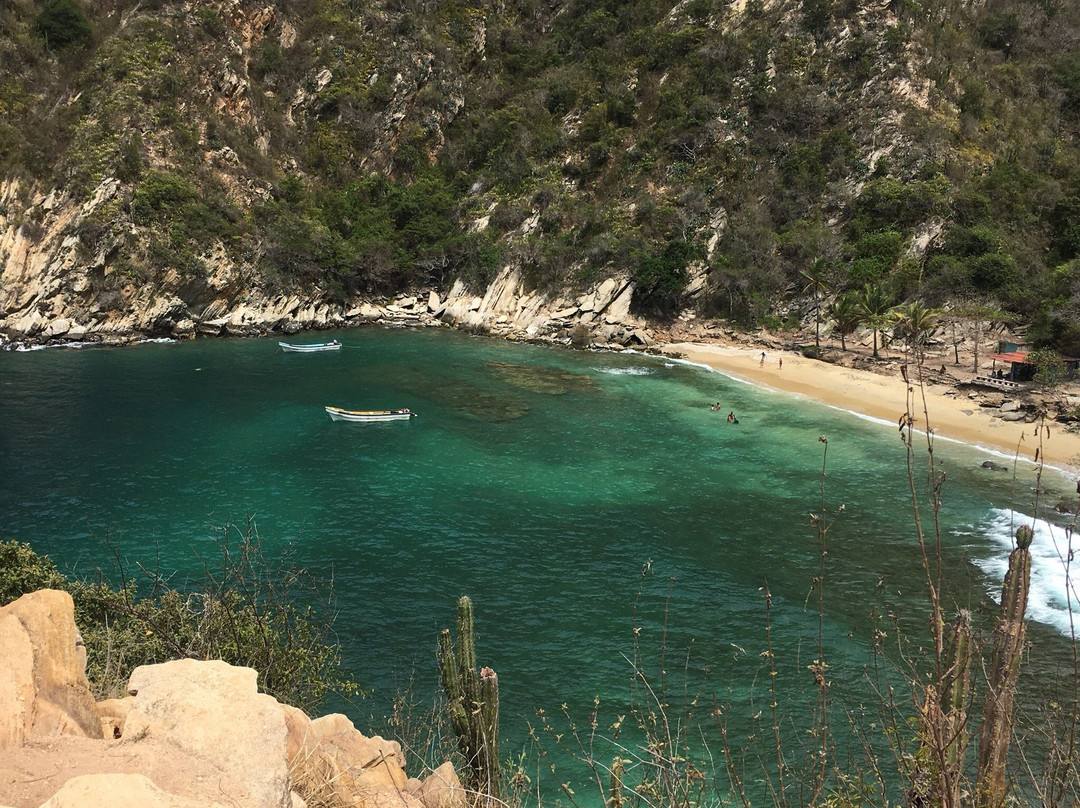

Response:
(973, 319), (981, 373)
(814, 296), (821, 349)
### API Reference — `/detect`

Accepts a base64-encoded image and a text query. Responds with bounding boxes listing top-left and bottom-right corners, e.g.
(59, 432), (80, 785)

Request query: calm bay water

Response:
(2, 327), (1078, 796)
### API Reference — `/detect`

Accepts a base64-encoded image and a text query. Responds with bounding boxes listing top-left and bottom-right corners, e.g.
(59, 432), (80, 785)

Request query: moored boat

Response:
(325, 406), (416, 422)
(280, 340), (341, 352)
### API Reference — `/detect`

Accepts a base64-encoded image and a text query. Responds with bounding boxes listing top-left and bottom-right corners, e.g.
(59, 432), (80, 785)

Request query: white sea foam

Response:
(595, 366), (653, 376)
(5, 337), (176, 352)
(971, 508), (1080, 637)
(9, 340), (100, 351)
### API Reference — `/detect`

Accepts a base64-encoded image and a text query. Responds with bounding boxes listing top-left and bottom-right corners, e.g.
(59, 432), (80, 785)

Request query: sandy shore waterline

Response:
(660, 341), (1080, 477)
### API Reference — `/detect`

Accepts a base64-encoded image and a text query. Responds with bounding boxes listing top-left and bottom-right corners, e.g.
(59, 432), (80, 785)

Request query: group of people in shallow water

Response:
(709, 403), (739, 423)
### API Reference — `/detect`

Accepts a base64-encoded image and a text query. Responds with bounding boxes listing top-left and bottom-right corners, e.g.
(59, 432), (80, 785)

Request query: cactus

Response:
(975, 525), (1033, 808)
(941, 610), (973, 807)
(609, 756), (626, 808)
(438, 596), (501, 805)
(906, 611), (973, 808)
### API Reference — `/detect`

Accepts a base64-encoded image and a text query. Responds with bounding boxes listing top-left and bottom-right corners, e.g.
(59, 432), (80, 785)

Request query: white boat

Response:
(325, 406), (416, 422)
(280, 340), (341, 352)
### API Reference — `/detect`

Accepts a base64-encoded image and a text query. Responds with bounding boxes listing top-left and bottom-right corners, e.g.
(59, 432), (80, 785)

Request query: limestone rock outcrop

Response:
(124, 659), (292, 808)
(0, 589), (466, 808)
(407, 761), (467, 808)
(0, 590), (102, 748)
(38, 774), (217, 808)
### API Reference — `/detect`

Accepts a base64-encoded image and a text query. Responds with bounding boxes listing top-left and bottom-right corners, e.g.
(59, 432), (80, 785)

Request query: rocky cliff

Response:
(0, 176), (656, 349)
(0, 158), (657, 350)
(0, 589), (466, 808)
(3, 0), (1076, 352)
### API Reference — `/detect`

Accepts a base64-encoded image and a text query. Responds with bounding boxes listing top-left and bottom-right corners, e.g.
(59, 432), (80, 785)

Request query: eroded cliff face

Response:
(0, 0), (486, 346)
(0, 176), (262, 343)
(0, 173), (654, 348)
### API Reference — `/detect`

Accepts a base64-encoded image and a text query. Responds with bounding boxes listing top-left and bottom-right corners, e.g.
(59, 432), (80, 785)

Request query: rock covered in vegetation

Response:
(0, 180), (655, 349)
(0, 589), (467, 808)
(2, 0), (1080, 355)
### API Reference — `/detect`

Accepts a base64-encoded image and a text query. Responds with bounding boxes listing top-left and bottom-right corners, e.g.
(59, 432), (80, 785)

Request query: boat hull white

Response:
(325, 406), (416, 422)
(280, 341), (341, 352)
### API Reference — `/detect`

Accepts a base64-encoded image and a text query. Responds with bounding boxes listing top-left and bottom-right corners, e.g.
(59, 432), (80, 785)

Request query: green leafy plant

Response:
(1029, 348), (1069, 390)
(33, 0), (92, 50)
(632, 240), (702, 315)
(0, 526), (358, 711)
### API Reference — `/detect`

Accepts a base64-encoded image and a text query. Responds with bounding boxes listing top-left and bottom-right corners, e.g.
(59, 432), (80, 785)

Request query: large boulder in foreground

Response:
(39, 773), (217, 808)
(124, 659), (291, 808)
(0, 590), (102, 748)
(283, 705), (422, 808)
(0, 590), (465, 808)
(407, 761), (468, 808)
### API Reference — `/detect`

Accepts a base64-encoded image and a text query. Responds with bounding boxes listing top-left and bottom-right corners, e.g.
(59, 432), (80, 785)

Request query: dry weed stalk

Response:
(288, 742), (350, 808)
(897, 342), (1080, 808)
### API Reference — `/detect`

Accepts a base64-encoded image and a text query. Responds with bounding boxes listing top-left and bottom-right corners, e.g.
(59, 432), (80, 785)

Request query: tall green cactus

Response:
(941, 610), (973, 808)
(907, 611), (973, 808)
(438, 596), (501, 804)
(609, 756), (626, 808)
(976, 524), (1033, 808)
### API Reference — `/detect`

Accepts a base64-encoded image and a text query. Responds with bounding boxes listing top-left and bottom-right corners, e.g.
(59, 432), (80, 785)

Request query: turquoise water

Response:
(2, 327), (1078, 796)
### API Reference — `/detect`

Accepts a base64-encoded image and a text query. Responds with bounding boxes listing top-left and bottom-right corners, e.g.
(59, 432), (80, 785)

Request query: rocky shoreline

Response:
(2, 176), (661, 352)
(0, 267), (659, 354)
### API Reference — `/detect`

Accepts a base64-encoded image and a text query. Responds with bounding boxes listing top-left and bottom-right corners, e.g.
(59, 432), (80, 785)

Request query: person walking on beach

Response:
(759, 351), (766, 367)
(778, 357), (782, 369)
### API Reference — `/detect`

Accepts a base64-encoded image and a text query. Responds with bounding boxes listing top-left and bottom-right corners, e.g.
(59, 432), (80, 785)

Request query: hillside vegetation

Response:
(1, 0), (1078, 346)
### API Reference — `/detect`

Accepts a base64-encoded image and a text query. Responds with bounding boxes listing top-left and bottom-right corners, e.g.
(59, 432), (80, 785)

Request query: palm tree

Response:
(889, 299), (942, 361)
(800, 257), (833, 350)
(828, 291), (862, 351)
(857, 282), (895, 358)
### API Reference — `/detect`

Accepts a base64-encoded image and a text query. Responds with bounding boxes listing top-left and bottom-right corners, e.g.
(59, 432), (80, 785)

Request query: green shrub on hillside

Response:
(130, 171), (244, 271)
(132, 171), (197, 223)
(1050, 195), (1080, 260)
(632, 239), (702, 315)
(0, 533), (358, 710)
(33, 0), (92, 50)
(846, 175), (950, 239)
(0, 541), (68, 601)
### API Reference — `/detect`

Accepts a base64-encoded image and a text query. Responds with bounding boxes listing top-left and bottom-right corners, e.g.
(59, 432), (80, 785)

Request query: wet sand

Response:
(660, 341), (1080, 476)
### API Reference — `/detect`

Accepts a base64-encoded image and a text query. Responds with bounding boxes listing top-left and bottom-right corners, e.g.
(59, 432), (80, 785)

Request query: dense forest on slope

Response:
(1, 0), (1079, 347)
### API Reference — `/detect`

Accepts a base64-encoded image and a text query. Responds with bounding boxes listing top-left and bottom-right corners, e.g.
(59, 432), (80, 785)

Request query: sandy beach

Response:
(660, 340), (1080, 477)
